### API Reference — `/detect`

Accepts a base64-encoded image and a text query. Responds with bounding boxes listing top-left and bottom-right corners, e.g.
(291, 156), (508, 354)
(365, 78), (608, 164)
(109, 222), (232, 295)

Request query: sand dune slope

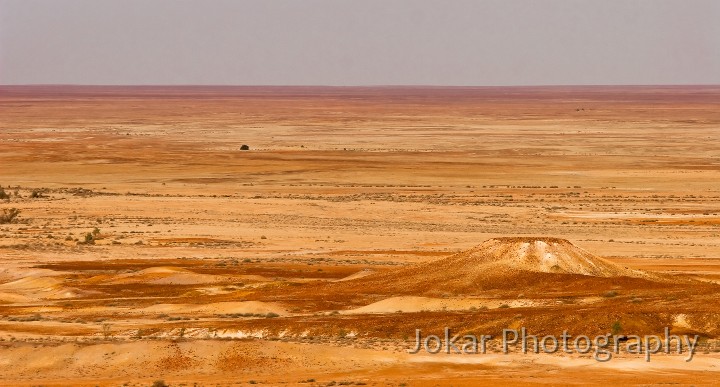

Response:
(0, 276), (85, 300)
(107, 266), (223, 285)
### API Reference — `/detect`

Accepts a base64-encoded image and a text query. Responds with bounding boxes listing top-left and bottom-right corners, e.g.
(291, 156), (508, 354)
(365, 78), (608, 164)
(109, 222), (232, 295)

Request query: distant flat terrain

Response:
(0, 86), (719, 385)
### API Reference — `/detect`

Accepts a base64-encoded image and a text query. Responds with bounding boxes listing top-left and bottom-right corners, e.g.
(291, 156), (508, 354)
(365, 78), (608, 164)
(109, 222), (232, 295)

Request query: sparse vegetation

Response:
(603, 290), (619, 298)
(102, 323), (112, 339)
(0, 208), (20, 224)
(7, 314), (43, 322)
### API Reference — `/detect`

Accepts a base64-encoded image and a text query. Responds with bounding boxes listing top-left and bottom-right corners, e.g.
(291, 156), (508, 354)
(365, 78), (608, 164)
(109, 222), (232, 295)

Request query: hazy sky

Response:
(1, 0), (719, 86)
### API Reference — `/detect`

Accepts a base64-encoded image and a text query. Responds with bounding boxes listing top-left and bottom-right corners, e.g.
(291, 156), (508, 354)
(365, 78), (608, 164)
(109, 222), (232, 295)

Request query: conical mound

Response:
(350, 237), (653, 294)
(457, 237), (634, 277)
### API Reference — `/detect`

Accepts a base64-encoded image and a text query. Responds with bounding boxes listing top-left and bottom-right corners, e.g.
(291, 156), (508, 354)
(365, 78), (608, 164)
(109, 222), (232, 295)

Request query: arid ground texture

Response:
(1, 86), (720, 386)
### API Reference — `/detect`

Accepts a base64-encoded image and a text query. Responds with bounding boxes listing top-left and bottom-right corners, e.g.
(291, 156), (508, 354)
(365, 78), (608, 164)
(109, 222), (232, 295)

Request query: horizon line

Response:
(2, 83), (720, 88)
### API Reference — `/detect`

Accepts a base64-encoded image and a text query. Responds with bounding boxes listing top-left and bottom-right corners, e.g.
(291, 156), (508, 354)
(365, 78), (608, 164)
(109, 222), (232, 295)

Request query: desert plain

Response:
(0, 85), (720, 385)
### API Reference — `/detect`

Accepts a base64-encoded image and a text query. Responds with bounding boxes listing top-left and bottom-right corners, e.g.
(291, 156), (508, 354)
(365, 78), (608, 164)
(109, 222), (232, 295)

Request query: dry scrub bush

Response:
(0, 208), (20, 224)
